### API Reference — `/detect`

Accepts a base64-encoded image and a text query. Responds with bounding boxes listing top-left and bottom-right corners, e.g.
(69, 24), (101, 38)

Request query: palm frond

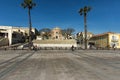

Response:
(87, 7), (91, 12)
(79, 8), (83, 15)
(32, 3), (36, 6)
(21, 0), (36, 9)
(84, 6), (91, 13)
(21, 3), (27, 8)
(24, 0), (32, 5)
(84, 6), (87, 12)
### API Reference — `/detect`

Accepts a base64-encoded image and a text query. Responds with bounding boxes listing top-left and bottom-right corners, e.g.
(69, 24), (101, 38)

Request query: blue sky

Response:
(0, 0), (120, 34)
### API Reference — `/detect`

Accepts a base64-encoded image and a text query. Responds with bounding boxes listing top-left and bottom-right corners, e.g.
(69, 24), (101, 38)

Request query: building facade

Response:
(89, 32), (120, 48)
(51, 27), (64, 40)
(0, 26), (35, 45)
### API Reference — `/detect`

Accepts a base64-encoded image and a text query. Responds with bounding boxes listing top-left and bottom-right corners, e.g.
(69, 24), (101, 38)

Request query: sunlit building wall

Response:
(0, 26), (35, 45)
(89, 32), (120, 48)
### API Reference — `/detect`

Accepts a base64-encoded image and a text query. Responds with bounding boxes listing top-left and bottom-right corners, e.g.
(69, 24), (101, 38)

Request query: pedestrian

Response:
(33, 45), (37, 51)
(71, 45), (74, 51)
(112, 44), (115, 50)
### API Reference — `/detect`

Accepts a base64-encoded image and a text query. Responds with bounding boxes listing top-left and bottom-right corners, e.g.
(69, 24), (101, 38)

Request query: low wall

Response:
(33, 43), (77, 47)
(33, 39), (77, 47)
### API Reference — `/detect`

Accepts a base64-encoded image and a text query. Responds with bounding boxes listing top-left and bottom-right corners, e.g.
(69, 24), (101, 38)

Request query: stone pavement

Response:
(0, 50), (120, 80)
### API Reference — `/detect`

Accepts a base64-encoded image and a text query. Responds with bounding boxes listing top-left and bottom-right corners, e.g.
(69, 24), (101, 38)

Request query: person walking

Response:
(71, 45), (74, 51)
(112, 44), (115, 50)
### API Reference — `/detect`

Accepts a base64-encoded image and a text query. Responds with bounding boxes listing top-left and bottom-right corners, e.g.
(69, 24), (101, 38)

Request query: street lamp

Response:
(79, 6), (91, 49)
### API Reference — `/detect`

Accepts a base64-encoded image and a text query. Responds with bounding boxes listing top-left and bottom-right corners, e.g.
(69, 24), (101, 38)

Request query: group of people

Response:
(33, 45), (38, 51)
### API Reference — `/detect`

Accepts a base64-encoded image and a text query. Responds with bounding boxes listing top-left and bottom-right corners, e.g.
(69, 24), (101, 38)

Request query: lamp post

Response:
(79, 6), (91, 49)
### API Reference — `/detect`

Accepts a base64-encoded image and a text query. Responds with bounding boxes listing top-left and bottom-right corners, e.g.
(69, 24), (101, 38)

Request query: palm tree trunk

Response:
(28, 8), (32, 50)
(84, 13), (87, 49)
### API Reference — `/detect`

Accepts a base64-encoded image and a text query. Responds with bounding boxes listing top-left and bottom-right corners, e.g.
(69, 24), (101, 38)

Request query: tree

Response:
(66, 28), (75, 36)
(39, 28), (51, 39)
(24, 32), (29, 42)
(35, 28), (39, 35)
(61, 29), (67, 39)
(21, 0), (36, 50)
(61, 28), (75, 39)
(79, 6), (91, 49)
(76, 32), (83, 44)
(33, 28), (39, 39)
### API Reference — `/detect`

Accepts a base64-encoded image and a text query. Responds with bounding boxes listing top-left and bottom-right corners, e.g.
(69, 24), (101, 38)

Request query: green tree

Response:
(39, 28), (51, 39)
(33, 28), (39, 39)
(21, 0), (36, 50)
(35, 28), (39, 35)
(62, 28), (75, 39)
(76, 32), (83, 44)
(61, 29), (67, 39)
(79, 6), (91, 49)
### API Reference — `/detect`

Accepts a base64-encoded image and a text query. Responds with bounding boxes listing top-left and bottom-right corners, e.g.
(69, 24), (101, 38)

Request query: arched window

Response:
(56, 32), (59, 34)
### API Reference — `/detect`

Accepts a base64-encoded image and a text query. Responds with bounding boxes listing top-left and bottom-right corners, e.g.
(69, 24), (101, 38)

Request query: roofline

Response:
(0, 26), (35, 29)
(91, 32), (115, 38)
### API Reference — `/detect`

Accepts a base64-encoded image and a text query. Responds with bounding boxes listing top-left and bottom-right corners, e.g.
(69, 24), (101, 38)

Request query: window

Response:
(12, 33), (17, 38)
(112, 36), (117, 40)
(56, 32), (59, 34)
(56, 36), (58, 39)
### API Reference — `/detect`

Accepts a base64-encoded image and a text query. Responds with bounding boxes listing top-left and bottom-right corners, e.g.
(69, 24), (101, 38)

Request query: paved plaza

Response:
(0, 50), (120, 80)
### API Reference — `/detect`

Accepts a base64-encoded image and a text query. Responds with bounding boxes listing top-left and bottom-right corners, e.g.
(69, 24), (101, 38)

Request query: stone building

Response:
(51, 27), (64, 40)
(0, 26), (35, 45)
(89, 32), (120, 48)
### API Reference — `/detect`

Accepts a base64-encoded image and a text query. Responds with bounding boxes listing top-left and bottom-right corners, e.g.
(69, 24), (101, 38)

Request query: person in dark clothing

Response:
(71, 45), (74, 51)
(33, 45), (37, 51)
(112, 44), (115, 50)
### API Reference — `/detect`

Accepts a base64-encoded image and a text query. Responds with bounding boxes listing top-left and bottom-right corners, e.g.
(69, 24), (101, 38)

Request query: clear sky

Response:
(0, 0), (120, 34)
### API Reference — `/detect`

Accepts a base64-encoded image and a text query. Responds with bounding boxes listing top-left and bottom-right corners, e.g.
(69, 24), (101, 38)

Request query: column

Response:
(8, 28), (12, 45)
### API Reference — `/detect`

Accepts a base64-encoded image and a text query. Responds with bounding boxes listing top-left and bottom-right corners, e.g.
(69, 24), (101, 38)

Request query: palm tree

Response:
(21, 0), (36, 50)
(79, 6), (91, 49)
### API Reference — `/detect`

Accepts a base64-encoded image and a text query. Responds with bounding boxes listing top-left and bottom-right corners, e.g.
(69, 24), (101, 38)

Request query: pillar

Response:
(8, 28), (12, 45)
